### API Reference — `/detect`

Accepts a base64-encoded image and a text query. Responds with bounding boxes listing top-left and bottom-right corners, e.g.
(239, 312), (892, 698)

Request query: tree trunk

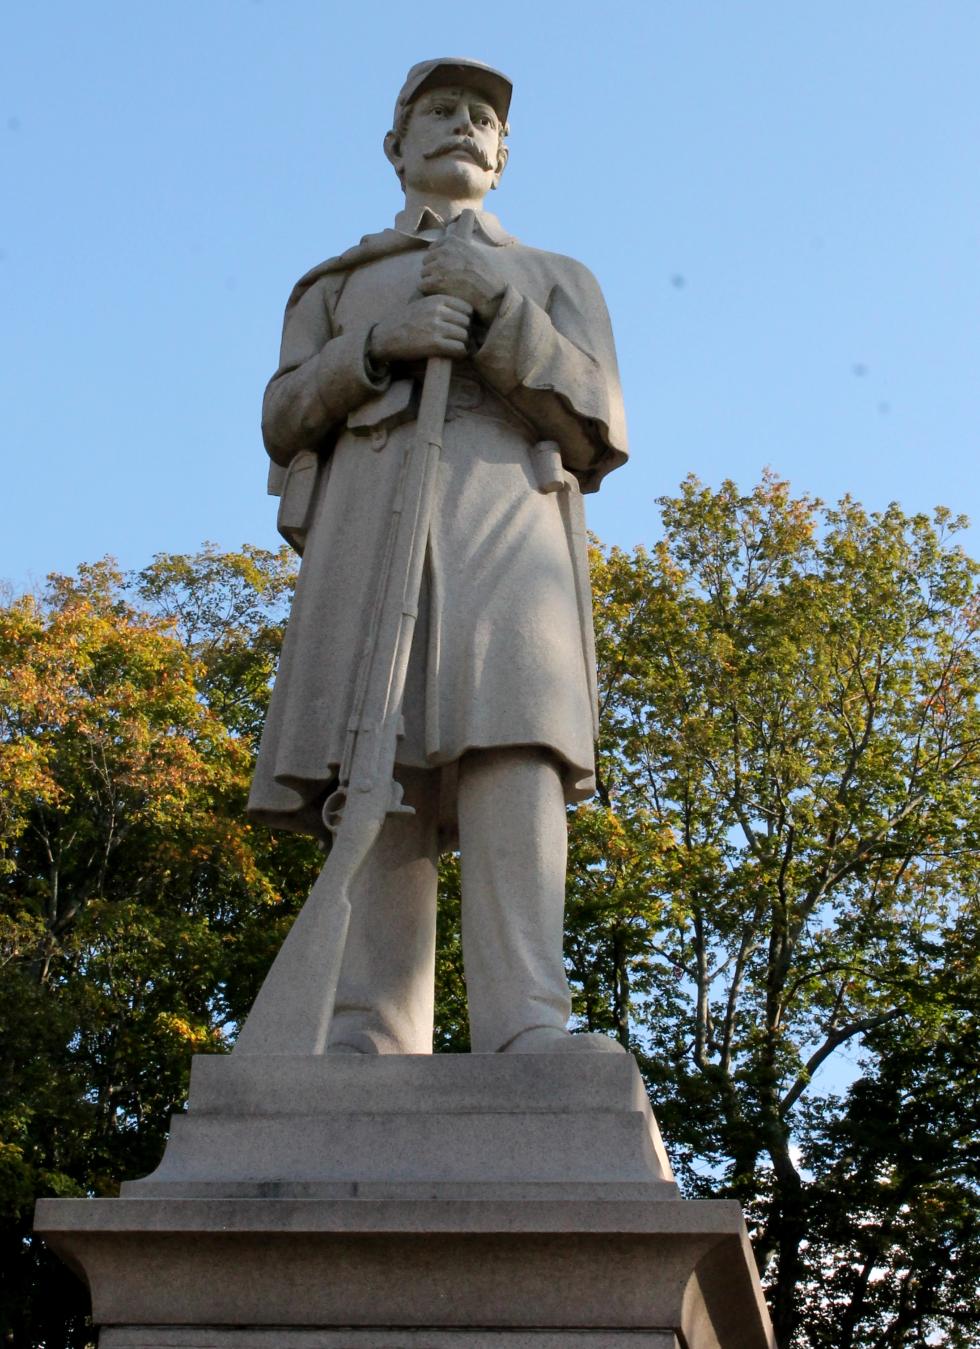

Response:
(612, 927), (631, 1047)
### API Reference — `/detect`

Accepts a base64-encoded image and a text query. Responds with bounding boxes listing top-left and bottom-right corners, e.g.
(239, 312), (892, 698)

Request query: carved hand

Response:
(419, 237), (506, 323)
(368, 294), (474, 364)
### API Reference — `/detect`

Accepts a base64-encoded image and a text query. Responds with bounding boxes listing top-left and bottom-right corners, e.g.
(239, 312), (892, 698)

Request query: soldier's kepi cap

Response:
(394, 58), (513, 128)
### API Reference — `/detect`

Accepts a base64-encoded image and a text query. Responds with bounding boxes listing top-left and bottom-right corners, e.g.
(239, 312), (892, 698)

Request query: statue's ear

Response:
(492, 143), (509, 191)
(383, 130), (404, 182)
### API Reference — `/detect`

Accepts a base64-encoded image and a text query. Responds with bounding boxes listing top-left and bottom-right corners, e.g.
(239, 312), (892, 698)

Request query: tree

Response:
(0, 548), (320, 1347)
(802, 968), (980, 1347)
(569, 476), (980, 1346)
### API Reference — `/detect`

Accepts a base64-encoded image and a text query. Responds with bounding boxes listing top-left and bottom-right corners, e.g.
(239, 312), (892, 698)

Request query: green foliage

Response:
(0, 547), (320, 1347)
(801, 1001), (980, 1346)
(433, 853), (469, 1052)
(570, 476), (980, 1346)
(133, 543), (296, 747)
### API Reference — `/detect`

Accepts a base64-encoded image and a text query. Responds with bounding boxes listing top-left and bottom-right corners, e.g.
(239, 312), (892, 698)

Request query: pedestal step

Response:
(121, 1053), (676, 1196)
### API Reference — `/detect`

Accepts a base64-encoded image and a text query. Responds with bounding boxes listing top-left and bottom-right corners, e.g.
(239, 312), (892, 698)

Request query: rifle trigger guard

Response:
(322, 787), (348, 835)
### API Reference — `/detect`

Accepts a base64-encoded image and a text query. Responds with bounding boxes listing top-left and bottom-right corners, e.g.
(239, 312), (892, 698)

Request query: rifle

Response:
(234, 211), (475, 1054)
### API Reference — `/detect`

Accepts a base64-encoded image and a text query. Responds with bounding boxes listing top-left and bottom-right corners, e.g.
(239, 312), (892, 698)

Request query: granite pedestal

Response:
(36, 1054), (774, 1348)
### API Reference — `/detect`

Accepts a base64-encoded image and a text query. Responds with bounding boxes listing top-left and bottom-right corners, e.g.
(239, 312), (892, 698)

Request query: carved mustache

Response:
(423, 137), (495, 172)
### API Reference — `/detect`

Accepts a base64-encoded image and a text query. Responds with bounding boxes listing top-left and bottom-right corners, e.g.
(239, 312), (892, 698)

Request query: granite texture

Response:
(237, 57), (630, 1058)
(35, 1055), (774, 1347)
(119, 1052), (675, 1196)
(36, 1194), (769, 1345)
(101, 1331), (680, 1348)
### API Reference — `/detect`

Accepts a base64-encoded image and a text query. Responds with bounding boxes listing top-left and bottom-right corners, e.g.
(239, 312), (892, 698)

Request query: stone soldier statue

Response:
(247, 58), (628, 1056)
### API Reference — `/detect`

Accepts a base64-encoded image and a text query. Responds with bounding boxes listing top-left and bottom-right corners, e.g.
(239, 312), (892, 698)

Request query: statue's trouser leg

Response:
(328, 766), (440, 1054)
(458, 747), (573, 1053)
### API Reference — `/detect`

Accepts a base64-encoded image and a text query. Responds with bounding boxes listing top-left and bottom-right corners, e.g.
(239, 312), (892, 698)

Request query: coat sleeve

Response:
(471, 256), (628, 492)
(262, 276), (391, 467)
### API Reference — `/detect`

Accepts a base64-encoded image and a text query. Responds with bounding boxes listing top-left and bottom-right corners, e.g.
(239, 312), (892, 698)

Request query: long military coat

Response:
(247, 210), (628, 838)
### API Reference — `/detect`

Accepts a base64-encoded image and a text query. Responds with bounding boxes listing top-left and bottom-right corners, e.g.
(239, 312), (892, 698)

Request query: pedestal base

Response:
(35, 1055), (774, 1349)
(101, 1333), (681, 1348)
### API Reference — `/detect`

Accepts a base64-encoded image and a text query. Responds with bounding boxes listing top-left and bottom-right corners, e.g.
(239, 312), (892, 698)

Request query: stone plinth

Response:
(35, 1055), (774, 1348)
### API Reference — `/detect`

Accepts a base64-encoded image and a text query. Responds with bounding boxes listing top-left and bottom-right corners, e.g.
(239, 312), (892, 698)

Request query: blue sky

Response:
(2, 2), (978, 593)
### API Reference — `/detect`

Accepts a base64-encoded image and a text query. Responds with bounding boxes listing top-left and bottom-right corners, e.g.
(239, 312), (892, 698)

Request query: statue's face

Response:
(389, 85), (506, 198)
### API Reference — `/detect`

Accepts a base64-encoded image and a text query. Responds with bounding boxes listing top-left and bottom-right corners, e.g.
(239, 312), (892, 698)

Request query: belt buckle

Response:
(448, 376), (483, 412)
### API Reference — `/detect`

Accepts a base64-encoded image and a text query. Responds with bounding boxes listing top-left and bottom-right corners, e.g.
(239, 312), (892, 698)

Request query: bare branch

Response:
(780, 1009), (903, 1114)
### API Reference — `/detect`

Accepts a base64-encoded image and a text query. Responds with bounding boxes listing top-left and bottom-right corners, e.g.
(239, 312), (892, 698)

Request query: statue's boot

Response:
(500, 1026), (626, 1054)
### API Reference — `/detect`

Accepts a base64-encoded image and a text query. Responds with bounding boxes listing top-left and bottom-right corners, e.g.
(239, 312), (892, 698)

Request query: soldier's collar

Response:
(393, 206), (514, 245)
(283, 211), (515, 317)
